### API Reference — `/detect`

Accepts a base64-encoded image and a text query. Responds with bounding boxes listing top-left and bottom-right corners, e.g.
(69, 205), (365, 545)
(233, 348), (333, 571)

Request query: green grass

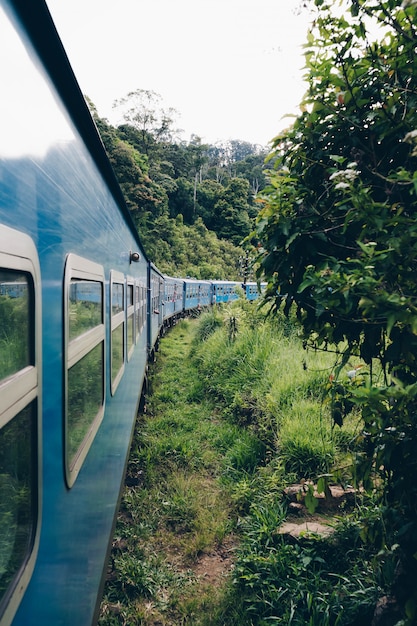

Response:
(99, 304), (388, 626)
(99, 318), (249, 625)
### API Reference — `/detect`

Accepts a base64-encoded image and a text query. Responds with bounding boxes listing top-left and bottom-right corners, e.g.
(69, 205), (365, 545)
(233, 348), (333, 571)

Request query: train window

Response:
(112, 282), (124, 315)
(135, 285), (140, 341)
(135, 282), (146, 339)
(67, 343), (103, 462)
(0, 272), (31, 379)
(151, 276), (157, 313)
(64, 254), (105, 488)
(110, 271), (125, 395)
(0, 405), (37, 615)
(127, 279), (134, 360)
(68, 280), (102, 340)
(141, 285), (146, 332)
(0, 226), (41, 624)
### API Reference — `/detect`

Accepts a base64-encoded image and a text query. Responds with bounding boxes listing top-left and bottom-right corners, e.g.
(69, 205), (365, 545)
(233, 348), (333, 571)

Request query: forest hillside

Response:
(88, 93), (269, 279)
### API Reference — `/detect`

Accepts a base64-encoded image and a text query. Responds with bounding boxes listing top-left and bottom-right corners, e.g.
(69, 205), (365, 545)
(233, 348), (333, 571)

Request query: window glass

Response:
(0, 404), (36, 607)
(67, 343), (103, 464)
(128, 315), (134, 351)
(112, 283), (124, 315)
(64, 255), (105, 486)
(127, 283), (134, 356)
(111, 325), (124, 382)
(69, 279), (102, 341)
(141, 286), (145, 332)
(135, 286), (140, 337)
(0, 271), (31, 379)
(110, 272), (125, 395)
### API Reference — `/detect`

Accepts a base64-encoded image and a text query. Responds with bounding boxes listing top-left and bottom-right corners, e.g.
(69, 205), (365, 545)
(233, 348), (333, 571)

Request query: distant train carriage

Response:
(211, 280), (241, 304)
(243, 281), (267, 301)
(148, 263), (164, 356)
(162, 276), (184, 327)
(183, 279), (212, 312)
(0, 280), (28, 298)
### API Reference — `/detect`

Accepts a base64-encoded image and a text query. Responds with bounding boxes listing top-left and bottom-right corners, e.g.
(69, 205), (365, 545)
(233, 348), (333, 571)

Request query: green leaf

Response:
(386, 314), (396, 338)
(304, 485), (319, 514)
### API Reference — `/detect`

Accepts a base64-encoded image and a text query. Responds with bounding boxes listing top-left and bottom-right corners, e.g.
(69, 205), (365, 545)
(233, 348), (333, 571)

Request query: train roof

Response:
(210, 280), (241, 285)
(164, 275), (185, 282)
(182, 278), (213, 284)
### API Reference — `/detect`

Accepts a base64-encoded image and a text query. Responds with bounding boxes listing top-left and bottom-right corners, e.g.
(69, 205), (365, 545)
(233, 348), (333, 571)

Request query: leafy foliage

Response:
(255, 0), (417, 619)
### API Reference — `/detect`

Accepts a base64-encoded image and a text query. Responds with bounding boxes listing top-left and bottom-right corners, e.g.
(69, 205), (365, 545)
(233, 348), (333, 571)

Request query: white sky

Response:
(46, 0), (312, 147)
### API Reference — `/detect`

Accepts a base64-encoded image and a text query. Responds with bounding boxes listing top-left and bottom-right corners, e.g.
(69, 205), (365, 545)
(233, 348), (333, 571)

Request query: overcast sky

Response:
(46, 0), (312, 147)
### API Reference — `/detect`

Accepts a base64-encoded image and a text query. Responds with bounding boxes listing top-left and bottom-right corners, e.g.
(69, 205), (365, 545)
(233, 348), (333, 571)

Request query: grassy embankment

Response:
(99, 299), (389, 625)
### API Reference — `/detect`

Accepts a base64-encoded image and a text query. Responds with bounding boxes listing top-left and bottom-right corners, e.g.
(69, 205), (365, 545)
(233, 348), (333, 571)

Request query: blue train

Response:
(0, 1), (264, 625)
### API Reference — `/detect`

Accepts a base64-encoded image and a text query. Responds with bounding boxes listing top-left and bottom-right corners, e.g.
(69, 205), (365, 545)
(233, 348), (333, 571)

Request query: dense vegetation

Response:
(255, 0), (417, 622)
(88, 93), (269, 278)
(91, 0), (417, 622)
(100, 303), (389, 625)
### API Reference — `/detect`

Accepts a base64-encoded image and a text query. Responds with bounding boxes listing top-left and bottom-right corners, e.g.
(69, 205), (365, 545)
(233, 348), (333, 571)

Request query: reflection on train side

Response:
(0, 276), (31, 378)
(67, 279), (104, 467)
(68, 280), (102, 340)
(0, 271), (37, 612)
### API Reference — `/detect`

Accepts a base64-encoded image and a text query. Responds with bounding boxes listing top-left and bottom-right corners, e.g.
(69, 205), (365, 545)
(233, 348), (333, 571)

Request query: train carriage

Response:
(148, 263), (164, 357)
(162, 275), (185, 327)
(242, 281), (267, 302)
(0, 1), (149, 624)
(211, 280), (241, 304)
(183, 279), (212, 313)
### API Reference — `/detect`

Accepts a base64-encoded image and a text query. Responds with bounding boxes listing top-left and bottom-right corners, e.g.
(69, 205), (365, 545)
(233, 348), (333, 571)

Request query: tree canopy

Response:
(255, 0), (417, 620)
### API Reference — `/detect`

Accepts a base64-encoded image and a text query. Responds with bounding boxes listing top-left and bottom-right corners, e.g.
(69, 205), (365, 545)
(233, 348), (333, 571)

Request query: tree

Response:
(255, 0), (417, 620)
(235, 152), (269, 195)
(214, 178), (253, 244)
(113, 89), (180, 155)
(195, 179), (224, 228)
(229, 139), (264, 163)
(87, 107), (169, 228)
(167, 177), (195, 223)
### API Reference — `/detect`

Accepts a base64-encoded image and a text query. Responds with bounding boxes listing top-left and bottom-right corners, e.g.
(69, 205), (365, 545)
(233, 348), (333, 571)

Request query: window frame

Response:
(135, 280), (146, 342)
(110, 270), (125, 395)
(64, 253), (105, 488)
(140, 283), (147, 334)
(0, 225), (42, 626)
(126, 276), (135, 361)
(135, 283), (140, 342)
